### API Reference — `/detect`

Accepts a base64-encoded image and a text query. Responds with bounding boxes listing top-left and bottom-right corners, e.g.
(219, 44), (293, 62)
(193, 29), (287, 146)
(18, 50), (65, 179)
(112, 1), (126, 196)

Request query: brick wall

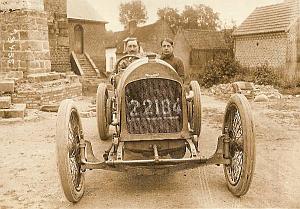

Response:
(235, 33), (288, 68)
(0, 10), (51, 75)
(68, 20), (106, 71)
(44, 0), (71, 72)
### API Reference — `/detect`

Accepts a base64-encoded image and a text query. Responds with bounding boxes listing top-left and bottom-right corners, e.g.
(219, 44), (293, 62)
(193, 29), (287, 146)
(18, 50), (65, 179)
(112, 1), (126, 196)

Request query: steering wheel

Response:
(114, 55), (140, 74)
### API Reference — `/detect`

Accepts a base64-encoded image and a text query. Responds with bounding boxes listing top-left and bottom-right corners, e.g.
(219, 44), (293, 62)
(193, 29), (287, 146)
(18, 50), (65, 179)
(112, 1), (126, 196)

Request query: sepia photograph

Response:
(0, 0), (299, 208)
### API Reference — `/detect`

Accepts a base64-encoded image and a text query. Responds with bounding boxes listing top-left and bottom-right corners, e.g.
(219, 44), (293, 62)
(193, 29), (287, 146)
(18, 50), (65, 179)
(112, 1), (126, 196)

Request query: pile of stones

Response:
(208, 81), (284, 102)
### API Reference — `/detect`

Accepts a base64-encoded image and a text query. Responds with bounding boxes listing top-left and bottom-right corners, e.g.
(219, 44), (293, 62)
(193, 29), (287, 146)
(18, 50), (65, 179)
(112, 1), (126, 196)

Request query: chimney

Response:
(128, 19), (137, 35)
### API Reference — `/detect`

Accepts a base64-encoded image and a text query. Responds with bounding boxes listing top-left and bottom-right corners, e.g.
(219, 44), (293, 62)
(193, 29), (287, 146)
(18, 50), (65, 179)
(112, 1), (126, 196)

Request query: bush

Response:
(253, 63), (280, 86)
(277, 73), (300, 89)
(200, 55), (243, 88)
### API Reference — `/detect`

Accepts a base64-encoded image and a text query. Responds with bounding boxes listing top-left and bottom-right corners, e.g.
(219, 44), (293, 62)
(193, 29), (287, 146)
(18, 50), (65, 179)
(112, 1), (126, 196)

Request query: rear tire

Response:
(96, 83), (110, 140)
(56, 99), (85, 202)
(188, 81), (202, 136)
(223, 94), (255, 196)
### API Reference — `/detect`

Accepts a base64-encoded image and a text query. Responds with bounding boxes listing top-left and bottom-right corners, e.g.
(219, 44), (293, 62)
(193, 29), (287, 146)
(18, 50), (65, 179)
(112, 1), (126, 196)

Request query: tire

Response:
(96, 83), (110, 140)
(223, 94), (256, 197)
(188, 81), (202, 136)
(56, 99), (85, 202)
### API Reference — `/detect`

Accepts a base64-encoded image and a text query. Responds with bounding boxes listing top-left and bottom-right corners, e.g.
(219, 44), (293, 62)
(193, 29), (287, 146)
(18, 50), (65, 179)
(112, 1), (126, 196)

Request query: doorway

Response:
(74, 25), (84, 54)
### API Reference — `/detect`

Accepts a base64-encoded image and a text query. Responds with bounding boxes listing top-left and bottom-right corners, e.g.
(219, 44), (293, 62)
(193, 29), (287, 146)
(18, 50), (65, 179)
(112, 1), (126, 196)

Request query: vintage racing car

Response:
(55, 54), (256, 202)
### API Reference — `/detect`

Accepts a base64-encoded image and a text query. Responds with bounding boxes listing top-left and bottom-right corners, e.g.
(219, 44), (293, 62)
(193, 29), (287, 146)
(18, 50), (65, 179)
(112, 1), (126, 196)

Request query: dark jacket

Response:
(160, 53), (185, 81)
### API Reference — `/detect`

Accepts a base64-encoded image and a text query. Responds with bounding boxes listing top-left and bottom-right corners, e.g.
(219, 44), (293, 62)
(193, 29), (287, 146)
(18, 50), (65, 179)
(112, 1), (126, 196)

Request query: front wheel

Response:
(223, 94), (255, 197)
(188, 81), (202, 136)
(96, 83), (110, 140)
(56, 99), (85, 202)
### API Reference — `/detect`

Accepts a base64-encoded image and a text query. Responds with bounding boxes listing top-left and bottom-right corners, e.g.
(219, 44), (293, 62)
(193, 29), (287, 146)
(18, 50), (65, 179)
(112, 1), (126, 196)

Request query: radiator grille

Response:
(125, 78), (183, 134)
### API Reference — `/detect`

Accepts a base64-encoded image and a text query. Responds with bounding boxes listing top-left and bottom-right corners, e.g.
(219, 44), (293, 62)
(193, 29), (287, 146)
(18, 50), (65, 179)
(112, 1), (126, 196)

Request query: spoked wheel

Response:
(96, 83), (110, 140)
(188, 81), (202, 136)
(56, 99), (85, 202)
(223, 94), (255, 197)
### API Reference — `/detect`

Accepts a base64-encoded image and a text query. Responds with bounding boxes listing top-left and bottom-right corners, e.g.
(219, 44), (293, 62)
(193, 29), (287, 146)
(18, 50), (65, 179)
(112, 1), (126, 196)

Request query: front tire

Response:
(188, 81), (202, 136)
(223, 94), (256, 196)
(96, 83), (110, 140)
(56, 99), (85, 202)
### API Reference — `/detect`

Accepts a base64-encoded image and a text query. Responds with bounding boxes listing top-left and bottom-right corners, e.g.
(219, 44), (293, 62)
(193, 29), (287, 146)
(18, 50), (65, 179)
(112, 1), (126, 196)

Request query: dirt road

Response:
(1, 94), (300, 208)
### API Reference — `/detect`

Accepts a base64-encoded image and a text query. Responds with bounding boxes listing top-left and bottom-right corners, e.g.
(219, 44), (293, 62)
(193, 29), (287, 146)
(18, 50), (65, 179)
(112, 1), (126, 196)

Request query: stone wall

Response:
(0, 0), (43, 11)
(12, 78), (82, 108)
(44, 0), (71, 72)
(0, 10), (51, 75)
(234, 33), (288, 68)
(68, 20), (106, 71)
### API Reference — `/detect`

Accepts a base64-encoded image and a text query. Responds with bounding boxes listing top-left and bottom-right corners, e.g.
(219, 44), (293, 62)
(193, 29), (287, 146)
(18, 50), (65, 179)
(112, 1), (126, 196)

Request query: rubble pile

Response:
(255, 85), (282, 99)
(208, 82), (283, 101)
(209, 83), (234, 96)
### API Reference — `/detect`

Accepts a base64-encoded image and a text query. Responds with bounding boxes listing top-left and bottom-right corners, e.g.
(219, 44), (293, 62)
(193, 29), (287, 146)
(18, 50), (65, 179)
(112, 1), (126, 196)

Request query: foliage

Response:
(119, 0), (148, 26)
(157, 4), (220, 32)
(253, 63), (280, 86)
(223, 29), (235, 55)
(200, 55), (243, 88)
(157, 7), (182, 33)
(181, 5), (220, 30)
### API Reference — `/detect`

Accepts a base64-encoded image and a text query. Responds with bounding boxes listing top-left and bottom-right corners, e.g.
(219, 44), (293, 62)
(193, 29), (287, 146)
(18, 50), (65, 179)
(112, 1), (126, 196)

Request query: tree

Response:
(157, 4), (220, 31)
(181, 4), (220, 30)
(119, 0), (148, 26)
(157, 7), (181, 33)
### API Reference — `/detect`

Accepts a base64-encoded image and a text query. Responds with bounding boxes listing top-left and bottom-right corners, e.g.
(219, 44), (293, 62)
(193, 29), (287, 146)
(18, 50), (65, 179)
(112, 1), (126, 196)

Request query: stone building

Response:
(174, 29), (231, 79)
(233, 0), (300, 78)
(67, 0), (108, 70)
(105, 20), (174, 72)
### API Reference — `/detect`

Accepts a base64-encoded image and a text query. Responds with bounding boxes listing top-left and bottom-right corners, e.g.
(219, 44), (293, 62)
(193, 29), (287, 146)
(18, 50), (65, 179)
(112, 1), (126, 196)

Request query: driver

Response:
(118, 37), (142, 70)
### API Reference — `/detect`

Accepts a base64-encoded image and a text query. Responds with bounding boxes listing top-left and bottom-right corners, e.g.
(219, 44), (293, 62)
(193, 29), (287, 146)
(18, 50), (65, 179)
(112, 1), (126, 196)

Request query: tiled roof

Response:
(182, 29), (229, 50)
(67, 0), (107, 23)
(233, 0), (299, 36)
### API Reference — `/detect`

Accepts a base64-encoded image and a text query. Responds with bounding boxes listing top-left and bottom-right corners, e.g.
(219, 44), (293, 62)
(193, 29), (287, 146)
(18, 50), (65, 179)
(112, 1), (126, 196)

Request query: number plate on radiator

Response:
(125, 78), (183, 134)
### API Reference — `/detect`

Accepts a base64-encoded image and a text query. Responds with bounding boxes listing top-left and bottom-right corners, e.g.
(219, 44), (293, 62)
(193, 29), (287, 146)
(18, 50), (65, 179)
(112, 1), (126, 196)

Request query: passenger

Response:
(160, 38), (185, 82)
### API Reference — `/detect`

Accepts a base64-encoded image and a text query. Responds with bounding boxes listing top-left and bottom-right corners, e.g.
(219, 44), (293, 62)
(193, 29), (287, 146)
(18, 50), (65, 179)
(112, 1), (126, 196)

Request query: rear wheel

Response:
(223, 94), (255, 196)
(188, 81), (202, 136)
(56, 99), (85, 202)
(96, 83), (110, 140)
